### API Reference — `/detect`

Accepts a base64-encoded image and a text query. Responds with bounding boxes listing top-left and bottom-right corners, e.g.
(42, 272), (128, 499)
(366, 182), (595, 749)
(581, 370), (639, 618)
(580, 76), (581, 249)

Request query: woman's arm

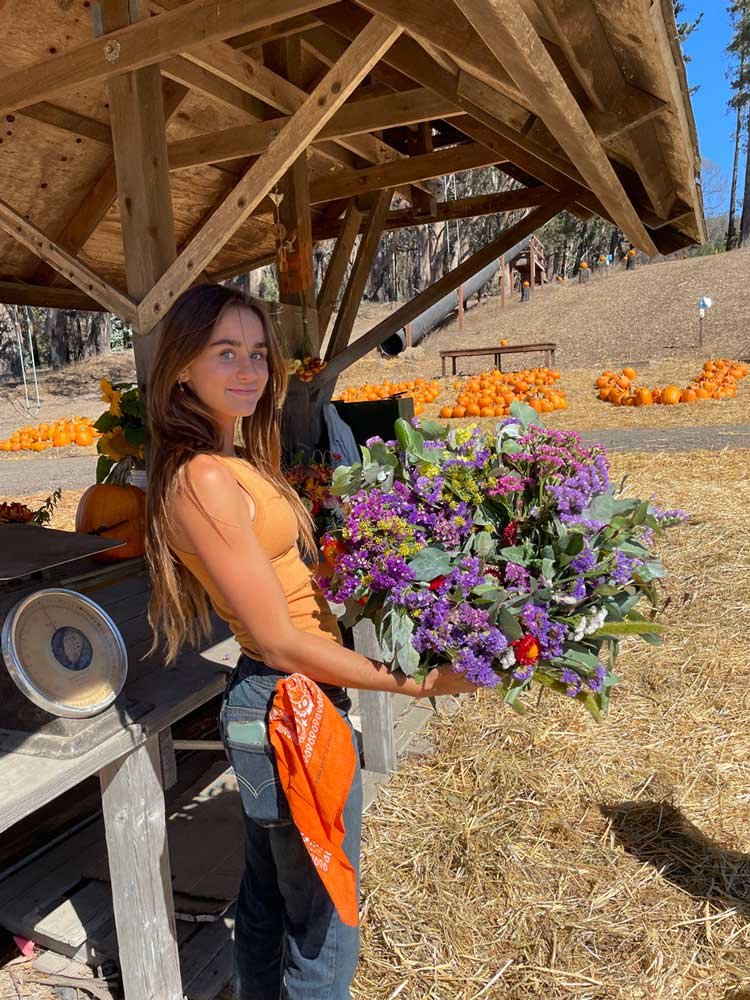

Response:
(171, 457), (476, 698)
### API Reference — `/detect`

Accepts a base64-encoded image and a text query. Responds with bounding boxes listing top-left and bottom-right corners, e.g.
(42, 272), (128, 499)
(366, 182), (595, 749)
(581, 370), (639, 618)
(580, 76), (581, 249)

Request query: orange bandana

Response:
(268, 674), (359, 927)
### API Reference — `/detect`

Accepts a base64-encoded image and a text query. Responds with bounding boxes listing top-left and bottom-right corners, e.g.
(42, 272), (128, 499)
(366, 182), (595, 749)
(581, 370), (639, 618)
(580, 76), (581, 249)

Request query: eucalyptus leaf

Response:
(588, 620), (665, 639)
(408, 547), (453, 581)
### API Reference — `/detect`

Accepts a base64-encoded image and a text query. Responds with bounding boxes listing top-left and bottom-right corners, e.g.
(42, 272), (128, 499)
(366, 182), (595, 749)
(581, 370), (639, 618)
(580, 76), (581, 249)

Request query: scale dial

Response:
(1, 588), (128, 718)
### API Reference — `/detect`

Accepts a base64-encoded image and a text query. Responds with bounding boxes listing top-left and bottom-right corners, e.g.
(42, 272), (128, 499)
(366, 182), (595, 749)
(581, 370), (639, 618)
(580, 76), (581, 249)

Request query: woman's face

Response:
(180, 304), (270, 421)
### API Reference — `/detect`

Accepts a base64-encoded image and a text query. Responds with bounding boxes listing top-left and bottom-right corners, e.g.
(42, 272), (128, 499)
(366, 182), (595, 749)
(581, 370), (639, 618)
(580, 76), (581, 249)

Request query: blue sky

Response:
(680, 1), (738, 214)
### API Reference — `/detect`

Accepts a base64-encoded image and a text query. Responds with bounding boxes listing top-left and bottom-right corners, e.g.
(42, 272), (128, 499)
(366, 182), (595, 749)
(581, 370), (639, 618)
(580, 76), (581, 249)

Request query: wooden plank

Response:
(166, 88), (459, 171)
(161, 55), (270, 119)
(0, 280), (106, 311)
(316, 198), (364, 337)
(308, 143), (505, 206)
(100, 735), (182, 1000)
(31, 879), (113, 953)
(0, 0), (338, 116)
(352, 620), (396, 775)
(319, 196), (568, 383)
(453, 0), (657, 253)
(138, 15), (403, 334)
(0, 200), (137, 323)
(324, 188), (392, 362)
(186, 940), (233, 1000)
(179, 911), (234, 993)
(231, 14), (320, 50)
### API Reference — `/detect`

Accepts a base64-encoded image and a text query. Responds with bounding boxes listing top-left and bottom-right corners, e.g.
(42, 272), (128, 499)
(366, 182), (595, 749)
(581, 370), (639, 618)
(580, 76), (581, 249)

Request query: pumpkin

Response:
(622, 367), (637, 381)
(76, 482), (146, 561)
(661, 385), (682, 405)
(681, 388), (697, 404)
(634, 387), (653, 406)
(500, 339), (509, 347)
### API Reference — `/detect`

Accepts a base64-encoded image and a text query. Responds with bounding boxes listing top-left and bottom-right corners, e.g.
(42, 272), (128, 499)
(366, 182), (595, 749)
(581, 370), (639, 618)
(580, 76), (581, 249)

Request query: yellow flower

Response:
(98, 428), (143, 462)
(100, 378), (122, 417)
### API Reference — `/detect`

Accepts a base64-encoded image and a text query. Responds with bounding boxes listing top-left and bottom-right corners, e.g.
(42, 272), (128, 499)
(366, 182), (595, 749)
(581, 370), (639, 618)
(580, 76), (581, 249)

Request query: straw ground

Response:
(352, 448), (750, 1000)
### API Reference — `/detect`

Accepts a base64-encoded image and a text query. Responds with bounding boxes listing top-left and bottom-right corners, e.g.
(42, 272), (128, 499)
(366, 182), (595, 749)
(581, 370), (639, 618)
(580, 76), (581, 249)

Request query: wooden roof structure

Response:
(0, 0), (704, 388)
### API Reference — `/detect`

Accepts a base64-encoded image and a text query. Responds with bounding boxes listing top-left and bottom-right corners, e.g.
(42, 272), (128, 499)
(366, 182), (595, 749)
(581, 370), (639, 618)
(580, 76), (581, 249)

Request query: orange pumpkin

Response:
(661, 385), (682, 405)
(75, 483), (146, 561)
(634, 387), (653, 407)
(681, 388), (697, 404)
(622, 367), (637, 381)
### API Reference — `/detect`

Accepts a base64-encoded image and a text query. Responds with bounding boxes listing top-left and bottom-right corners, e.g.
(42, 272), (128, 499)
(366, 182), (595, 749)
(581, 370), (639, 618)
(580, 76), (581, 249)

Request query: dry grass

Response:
(353, 449), (750, 1000)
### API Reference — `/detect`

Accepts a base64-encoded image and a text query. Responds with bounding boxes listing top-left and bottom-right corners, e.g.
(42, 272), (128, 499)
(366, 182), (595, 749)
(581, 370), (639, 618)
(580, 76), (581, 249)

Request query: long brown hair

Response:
(145, 284), (315, 663)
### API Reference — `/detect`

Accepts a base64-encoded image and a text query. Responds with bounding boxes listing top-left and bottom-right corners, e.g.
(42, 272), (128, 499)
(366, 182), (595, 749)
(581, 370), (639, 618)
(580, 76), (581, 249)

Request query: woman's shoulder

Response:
(182, 453), (240, 490)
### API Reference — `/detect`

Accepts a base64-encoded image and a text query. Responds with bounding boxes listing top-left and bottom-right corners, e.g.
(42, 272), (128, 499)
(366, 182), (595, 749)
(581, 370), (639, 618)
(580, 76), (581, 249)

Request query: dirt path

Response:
(579, 421), (750, 452)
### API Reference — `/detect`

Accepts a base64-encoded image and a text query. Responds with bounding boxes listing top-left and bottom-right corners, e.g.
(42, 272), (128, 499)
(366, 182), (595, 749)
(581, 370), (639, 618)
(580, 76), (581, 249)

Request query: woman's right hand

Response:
(418, 664), (481, 698)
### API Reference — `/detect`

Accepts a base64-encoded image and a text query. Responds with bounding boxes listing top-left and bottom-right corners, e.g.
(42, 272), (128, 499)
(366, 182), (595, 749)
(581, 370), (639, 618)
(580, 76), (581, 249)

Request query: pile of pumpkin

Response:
(439, 367), (568, 419)
(0, 415), (98, 452)
(597, 360), (750, 406)
(335, 377), (440, 416)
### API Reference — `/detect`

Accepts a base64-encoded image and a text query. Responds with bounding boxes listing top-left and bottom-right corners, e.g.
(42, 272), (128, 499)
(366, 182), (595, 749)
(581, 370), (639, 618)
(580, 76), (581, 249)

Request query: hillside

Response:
(342, 248), (750, 384)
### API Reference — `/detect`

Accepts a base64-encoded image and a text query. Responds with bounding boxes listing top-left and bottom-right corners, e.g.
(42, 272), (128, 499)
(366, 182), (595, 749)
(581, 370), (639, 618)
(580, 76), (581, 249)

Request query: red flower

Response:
(428, 575), (447, 591)
(485, 566), (503, 580)
(356, 596), (368, 606)
(512, 634), (540, 666)
(322, 538), (346, 566)
(502, 521), (518, 546)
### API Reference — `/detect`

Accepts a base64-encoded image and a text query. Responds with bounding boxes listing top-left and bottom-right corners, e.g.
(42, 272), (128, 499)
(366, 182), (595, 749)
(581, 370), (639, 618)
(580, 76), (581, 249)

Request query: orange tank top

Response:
(171, 455), (341, 659)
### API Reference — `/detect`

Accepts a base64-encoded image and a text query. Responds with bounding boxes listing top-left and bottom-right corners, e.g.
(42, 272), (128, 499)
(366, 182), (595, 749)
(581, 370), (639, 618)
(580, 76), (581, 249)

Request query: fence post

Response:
(500, 255), (506, 308)
(352, 619), (397, 774)
(457, 284), (464, 330)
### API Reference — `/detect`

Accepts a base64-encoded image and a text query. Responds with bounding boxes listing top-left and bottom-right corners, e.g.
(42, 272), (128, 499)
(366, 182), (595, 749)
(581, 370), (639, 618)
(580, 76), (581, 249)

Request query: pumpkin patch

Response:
(335, 377), (440, 416)
(0, 415), (98, 452)
(596, 360), (749, 407)
(440, 367), (568, 419)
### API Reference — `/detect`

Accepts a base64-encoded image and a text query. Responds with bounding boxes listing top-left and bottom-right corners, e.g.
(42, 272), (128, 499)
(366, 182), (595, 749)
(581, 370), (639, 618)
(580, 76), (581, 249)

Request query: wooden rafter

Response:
(324, 188), (393, 362)
(453, 0), (656, 253)
(0, 199), (137, 323)
(137, 15), (403, 334)
(308, 143), (506, 205)
(318, 195), (570, 384)
(18, 103), (112, 145)
(312, 186), (555, 239)
(161, 56), (271, 119)
(316, 199), (365, 337)
(166, 88), (460, 171)
(0, 0), (338, 116)
(0, 281), (106, 311)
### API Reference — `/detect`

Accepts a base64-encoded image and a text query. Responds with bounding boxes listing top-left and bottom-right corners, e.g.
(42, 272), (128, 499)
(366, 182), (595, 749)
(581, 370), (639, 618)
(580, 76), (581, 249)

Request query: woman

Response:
(145, 284), (477, 999)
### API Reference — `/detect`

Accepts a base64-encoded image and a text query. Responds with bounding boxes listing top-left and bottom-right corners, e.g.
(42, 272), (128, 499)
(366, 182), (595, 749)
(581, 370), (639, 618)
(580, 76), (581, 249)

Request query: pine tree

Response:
(726, 48), (745, 249)
(728, 2), (750, 246)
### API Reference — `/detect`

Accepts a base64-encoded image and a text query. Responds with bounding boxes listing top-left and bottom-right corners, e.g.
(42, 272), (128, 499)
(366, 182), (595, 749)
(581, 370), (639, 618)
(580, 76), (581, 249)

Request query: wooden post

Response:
(352, 620), (396, 775)
(100, 0), (177, 392)
(405, 322), (413, 349)
(529, 236), (536, 299)
(100, 737), (182, 1000)
(265, 36), (319, 358)
(457, 283), (465, 330)
(500, 254), (506, 308)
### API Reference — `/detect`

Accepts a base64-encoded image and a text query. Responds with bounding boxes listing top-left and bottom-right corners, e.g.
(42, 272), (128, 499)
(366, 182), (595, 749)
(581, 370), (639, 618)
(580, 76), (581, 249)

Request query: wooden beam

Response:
(316, 199), (364, 336)
(317, 195), (569, 383)
(231, 14), (320, 50)
(0, 0), (338, 116)
(166, 88), (460, 171)
(161, 56), (270, 119)
(324, 188), (392, 361)
(0, 199), (137, 322)
(453, 0), (657, 253)
(537, 0), (674, 215)
(308, 143), (505, 205)
(312, 186), (554, 239)
(0, 280), (106, 311)
(138, 15), (403, 334)
(18, 103), (111, 145)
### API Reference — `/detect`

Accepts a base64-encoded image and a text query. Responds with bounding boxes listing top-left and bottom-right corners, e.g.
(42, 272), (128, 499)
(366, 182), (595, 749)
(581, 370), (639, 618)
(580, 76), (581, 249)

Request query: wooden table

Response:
(0, 557), (237, 1000)
(440, 341), (557, 375)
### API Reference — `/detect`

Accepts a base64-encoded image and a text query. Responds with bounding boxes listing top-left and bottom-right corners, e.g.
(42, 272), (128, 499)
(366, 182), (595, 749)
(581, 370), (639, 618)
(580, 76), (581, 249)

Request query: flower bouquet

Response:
(94, 379), (148, 484)
(284, 451), (345, 543)
(0, 490), (63, 526)
(319, 404), (684, 719)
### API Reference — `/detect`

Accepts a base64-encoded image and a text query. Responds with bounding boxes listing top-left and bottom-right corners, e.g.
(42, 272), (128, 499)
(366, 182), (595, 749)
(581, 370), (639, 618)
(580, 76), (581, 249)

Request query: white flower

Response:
(499, 648), (516, 669)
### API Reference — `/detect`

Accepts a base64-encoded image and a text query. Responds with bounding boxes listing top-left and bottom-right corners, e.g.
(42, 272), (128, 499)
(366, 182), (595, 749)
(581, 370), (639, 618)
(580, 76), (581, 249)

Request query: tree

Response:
(674, 1), (704, 94)
(728, 1), (750, 246)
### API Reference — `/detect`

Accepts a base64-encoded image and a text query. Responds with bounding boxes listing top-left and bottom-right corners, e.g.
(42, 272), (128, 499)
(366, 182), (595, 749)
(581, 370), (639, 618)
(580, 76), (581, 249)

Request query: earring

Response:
(177, 380), (185, 393)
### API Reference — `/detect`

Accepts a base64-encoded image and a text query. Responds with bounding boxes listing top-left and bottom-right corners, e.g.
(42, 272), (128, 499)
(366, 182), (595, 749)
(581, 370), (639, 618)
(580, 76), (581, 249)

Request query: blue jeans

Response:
(219, 654), (362, 999)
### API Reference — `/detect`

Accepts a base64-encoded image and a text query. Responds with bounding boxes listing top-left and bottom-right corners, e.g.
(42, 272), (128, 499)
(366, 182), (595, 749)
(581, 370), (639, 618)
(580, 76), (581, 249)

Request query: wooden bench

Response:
(440, 342), (557, 376)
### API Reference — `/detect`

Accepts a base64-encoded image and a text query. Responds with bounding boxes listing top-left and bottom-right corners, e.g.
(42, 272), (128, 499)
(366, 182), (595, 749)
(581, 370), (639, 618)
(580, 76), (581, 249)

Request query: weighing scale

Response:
(0, 525), (152, 758)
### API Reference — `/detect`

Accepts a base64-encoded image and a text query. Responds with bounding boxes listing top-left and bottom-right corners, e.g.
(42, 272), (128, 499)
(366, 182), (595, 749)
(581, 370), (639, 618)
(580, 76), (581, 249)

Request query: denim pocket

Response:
(219, 704), (291, 828)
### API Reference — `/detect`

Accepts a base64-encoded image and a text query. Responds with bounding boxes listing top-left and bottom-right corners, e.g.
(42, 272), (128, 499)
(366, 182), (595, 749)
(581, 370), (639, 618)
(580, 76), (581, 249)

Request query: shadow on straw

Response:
(600, 800), (750, 917)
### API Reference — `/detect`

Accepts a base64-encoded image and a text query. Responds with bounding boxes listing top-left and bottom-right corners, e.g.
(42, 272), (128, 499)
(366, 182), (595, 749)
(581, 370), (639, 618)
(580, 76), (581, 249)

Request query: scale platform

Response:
(0, 527), (154, 759)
